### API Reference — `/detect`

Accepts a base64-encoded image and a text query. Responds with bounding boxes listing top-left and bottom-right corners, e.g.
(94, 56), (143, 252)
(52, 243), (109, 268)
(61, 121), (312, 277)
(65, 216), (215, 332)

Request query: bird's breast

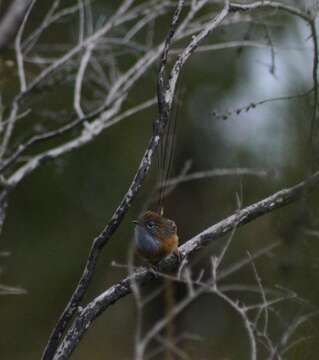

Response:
(160, 233), (179, 254)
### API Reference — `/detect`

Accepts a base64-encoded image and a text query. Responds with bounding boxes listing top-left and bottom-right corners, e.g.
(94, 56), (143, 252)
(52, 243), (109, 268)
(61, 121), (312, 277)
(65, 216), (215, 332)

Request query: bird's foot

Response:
(173, 248), (182, 263)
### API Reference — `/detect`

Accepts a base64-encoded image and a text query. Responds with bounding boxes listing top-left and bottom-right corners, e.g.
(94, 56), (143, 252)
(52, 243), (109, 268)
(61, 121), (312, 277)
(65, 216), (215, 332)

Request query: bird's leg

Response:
(144, 261), (160, 278)
(173, 248), (182, 263)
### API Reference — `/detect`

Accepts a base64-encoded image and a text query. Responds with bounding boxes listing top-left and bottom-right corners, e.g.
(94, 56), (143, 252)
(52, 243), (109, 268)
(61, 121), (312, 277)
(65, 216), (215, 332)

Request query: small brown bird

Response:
(133, 210), (179, 264)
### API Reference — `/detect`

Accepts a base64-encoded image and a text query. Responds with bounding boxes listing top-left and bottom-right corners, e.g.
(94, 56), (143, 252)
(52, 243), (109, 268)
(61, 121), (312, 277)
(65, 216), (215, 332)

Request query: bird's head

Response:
(133, 210), (177, 241)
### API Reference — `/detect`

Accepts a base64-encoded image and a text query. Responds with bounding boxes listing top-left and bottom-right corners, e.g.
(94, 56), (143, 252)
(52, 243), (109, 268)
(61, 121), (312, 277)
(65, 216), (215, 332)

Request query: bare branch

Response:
(0, 0), (33, 51)
(163, 167), (272, 187)
(54, 168), (319, 358)
(0, 1), (316, 359)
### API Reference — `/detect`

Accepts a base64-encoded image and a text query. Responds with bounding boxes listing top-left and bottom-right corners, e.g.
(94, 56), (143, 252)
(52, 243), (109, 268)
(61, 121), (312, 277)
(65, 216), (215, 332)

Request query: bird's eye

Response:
(146, 221), (155, 229)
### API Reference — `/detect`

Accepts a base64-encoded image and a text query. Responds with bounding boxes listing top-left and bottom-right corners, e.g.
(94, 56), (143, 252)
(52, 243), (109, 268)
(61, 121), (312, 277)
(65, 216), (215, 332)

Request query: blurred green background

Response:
(0, 1), (319, 359)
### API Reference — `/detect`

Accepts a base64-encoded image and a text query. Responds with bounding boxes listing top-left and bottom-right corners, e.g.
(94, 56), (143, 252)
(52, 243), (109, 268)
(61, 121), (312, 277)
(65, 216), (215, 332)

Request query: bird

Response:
(133, 210), (180, 265)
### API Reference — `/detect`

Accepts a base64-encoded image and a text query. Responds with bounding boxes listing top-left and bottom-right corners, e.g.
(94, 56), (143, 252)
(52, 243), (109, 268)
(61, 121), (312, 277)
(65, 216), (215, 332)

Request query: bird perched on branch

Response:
(133, 59), (182, 266)
(133, 210), (179, 265)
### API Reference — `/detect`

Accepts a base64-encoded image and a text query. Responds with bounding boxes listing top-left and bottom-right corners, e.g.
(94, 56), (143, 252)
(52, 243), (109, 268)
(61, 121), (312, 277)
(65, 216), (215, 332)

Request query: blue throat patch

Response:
(134, 225), (161, 254)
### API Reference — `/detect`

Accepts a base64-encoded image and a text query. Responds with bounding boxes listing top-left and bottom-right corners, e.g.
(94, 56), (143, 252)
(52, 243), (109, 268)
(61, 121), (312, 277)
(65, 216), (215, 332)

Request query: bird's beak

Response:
(132, 220), (139, 225)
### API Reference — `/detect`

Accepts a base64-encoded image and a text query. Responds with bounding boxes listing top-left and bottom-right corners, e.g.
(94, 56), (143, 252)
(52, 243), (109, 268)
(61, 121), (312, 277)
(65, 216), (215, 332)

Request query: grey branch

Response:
(0, 0), (32, 51)
(54, 168), (319, 359)
(0, 0), (316, 359)
(39, 1), (318, 359)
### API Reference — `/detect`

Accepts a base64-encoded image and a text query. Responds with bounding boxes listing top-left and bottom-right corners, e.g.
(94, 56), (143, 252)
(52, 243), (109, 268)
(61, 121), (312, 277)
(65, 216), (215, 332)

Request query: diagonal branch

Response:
(40, 97), (153, 360)
(54, 167), (319, 359)
(42, 2), (186, 359)
(42, 2), (317, 359)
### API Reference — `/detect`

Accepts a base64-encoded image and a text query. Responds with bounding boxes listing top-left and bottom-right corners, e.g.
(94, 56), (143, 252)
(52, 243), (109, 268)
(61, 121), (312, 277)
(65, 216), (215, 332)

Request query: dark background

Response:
(0, 1), (319, 359)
